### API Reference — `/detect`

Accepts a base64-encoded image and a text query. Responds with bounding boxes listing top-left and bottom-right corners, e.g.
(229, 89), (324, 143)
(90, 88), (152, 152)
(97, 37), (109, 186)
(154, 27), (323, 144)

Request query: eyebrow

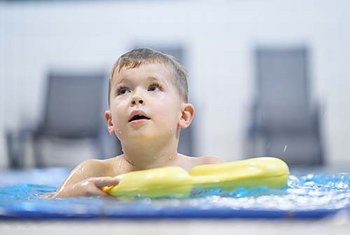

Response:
(115, 76), (161, 85)
(145, 76), (161, 82)
(114, 78), (127, 85)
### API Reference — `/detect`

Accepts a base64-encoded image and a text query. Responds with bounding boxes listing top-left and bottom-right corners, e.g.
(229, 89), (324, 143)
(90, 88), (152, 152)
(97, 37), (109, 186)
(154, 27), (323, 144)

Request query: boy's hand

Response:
(78, 176), (120, 196)
(51, 176), (120, 198)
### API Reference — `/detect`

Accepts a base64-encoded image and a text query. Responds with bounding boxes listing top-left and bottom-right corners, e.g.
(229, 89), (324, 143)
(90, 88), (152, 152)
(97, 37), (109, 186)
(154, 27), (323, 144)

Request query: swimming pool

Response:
(0, 167), (349, 220)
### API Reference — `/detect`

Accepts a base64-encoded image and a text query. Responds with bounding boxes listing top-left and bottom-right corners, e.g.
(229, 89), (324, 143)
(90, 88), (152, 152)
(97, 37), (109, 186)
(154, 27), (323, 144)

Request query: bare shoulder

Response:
(178, 154), (225, 170)
(196, 155), (225, 164)
(55, 157), (119, 192)
(76, 158), (107, 173)
(69, 156), (119, 179)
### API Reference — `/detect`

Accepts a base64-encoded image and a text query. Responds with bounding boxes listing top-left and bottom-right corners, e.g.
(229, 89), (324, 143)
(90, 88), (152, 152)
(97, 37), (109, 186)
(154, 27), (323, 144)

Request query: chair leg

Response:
(33, 135), (45, 168)
(6, 131), (19, 168)
(5, 130), (28, 169)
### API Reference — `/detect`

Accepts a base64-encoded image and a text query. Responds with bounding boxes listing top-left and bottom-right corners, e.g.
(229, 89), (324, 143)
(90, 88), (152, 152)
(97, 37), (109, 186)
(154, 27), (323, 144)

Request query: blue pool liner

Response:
(0, 169), (349, 220)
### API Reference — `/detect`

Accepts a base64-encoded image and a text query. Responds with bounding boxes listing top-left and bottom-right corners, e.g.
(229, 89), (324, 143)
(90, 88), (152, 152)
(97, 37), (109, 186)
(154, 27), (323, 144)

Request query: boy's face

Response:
(105, 63), (191, 144)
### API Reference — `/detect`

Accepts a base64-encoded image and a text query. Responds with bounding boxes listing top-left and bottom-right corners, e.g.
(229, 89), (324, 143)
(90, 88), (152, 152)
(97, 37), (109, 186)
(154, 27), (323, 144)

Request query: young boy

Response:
(52, 48), (224, 198)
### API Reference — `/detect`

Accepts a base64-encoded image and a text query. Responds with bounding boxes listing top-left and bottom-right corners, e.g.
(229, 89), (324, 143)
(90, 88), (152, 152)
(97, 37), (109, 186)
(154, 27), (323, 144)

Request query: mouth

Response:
(128, 114), (151, 122)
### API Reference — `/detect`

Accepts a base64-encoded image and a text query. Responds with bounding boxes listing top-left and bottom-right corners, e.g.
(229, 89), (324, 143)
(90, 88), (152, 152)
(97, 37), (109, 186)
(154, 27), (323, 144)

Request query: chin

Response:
(128, 132), (173, 144)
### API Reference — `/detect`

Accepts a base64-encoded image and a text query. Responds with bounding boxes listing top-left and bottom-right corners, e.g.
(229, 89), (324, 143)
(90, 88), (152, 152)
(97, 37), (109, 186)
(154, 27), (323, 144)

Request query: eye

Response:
(148, 83), (162, 92)
(116, 86), (130, 96)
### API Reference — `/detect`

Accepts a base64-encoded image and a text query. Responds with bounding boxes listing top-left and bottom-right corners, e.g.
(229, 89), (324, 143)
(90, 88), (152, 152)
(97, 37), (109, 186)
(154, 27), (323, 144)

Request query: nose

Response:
(131, 95), (144, 106)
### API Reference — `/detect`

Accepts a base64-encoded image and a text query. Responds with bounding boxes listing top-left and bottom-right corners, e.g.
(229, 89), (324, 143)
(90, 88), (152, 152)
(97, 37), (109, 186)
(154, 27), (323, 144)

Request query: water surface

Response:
(0, 170), (349, 219)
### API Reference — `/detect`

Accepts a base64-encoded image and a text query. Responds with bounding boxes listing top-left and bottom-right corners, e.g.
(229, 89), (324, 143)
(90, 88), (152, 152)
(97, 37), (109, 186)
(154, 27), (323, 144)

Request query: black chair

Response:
(246, 47), (324, 166)
(7, 71), (120, 168)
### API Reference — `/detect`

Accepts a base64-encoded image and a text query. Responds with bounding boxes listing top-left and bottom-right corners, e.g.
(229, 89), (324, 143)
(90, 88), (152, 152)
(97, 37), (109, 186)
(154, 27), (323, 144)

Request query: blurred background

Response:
(1, 0), (350, 169)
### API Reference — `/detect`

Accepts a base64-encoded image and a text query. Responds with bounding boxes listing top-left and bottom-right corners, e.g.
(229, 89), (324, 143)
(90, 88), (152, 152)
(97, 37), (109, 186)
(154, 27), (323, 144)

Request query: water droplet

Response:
(283, 145), (288, 152)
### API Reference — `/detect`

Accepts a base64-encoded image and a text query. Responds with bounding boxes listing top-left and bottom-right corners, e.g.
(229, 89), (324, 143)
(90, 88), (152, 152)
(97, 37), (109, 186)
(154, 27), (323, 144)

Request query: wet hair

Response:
(108, 48), (188, 105)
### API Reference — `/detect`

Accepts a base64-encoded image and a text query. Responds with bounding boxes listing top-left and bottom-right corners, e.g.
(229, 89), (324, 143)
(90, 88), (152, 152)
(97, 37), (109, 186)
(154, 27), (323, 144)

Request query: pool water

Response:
(0, 169), (349, 219)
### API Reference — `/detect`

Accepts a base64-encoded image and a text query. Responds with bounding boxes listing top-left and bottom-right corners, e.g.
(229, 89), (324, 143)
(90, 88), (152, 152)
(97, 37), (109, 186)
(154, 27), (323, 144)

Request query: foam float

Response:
(103, 157), (289, 198)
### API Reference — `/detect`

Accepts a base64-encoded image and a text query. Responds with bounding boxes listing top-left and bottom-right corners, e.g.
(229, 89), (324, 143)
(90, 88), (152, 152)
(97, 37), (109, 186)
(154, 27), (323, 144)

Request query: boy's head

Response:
(108, 48), (188, 105)
(105, 48), (194, 145)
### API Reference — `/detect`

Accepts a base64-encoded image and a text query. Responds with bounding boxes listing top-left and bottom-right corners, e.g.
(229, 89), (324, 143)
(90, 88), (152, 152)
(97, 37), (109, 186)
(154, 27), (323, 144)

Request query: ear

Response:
(178, 103), (195, 128)
(105, 110), (115, 134)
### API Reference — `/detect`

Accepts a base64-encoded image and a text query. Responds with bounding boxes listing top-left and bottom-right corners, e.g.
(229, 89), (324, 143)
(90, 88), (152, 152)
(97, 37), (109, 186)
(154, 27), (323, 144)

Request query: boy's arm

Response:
(49, 159), (119, 198)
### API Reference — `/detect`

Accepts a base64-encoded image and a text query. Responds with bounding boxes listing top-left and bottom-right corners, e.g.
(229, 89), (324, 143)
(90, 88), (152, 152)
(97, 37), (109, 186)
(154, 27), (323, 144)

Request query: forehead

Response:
(112, 63), (176, 85)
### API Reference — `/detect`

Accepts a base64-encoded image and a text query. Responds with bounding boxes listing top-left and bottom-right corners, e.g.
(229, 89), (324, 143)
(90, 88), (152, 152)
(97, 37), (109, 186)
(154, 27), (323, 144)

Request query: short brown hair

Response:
(108, 48), (188, 105)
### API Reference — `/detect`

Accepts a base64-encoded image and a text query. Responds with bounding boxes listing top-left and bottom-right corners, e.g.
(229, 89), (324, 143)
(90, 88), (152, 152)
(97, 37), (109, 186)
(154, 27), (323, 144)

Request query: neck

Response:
(120, 137), (179, 170)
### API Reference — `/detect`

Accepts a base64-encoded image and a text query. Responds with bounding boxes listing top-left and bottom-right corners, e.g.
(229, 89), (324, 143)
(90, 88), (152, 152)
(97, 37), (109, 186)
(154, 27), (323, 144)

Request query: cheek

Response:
(110, 105), (126, 130)
(154, 103), (181, 125)
(111, 115), (126, 140)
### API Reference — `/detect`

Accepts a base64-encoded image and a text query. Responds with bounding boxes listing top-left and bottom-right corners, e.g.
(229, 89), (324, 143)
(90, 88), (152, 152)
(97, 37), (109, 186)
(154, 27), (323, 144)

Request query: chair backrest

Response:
(255, 48), (312, 132)
(41, 72), (106, 138)
(252, 47), (324, 165)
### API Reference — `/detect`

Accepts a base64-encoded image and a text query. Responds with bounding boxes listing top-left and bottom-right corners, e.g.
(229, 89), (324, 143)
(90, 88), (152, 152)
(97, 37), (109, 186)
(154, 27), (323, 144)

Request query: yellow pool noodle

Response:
(103, 157), (289, 198)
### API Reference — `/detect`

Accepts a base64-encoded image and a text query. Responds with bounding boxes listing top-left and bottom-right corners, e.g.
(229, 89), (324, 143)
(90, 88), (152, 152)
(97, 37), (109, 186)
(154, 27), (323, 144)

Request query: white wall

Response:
(1, 0), (350, 168)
